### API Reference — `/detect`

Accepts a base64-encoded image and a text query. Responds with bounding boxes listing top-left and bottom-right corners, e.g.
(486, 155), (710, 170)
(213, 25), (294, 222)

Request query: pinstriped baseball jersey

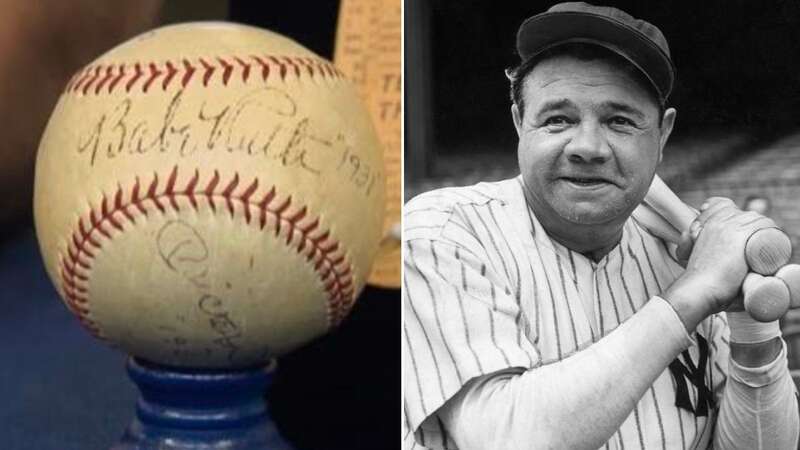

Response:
(402, 176), (731, 450)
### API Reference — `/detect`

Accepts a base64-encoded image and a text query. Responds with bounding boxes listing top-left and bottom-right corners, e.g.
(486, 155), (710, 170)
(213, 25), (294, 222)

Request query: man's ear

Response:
(658, 107), (677, 164)
(512, 103), (522, 137)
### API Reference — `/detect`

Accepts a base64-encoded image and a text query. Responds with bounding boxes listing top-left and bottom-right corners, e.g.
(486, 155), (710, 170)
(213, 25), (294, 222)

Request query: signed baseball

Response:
(33, 22), (385, 368)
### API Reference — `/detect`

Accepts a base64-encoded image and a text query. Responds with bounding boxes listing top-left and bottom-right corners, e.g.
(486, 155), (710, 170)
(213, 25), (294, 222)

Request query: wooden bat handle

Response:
(776, 264), (800, 309)
(643, 175), (697, 232)
(641, 176), (791, 322)
(634, 203), (789, 321)
(645, 175), (791, 275)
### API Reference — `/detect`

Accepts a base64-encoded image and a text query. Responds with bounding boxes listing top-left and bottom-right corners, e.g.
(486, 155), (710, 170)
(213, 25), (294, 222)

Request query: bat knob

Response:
(745, 228), (792, 275)
(775, 264), (800, 309)
(743, 273), (790, 322)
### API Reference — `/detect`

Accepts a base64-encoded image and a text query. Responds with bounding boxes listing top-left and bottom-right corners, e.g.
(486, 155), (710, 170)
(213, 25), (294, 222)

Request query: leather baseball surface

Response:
(33, 22), (385, 368)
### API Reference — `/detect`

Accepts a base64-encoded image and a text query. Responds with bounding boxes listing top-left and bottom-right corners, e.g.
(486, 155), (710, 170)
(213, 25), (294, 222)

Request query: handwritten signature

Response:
(77, 87), (355, 179)
(198, 294), (244, 363)
(156, 220), (210, 289)
(155, 220), (249, 363)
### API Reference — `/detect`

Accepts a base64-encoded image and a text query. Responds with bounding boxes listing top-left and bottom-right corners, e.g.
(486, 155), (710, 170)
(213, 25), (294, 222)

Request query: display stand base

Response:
(112, 357), (292, 449)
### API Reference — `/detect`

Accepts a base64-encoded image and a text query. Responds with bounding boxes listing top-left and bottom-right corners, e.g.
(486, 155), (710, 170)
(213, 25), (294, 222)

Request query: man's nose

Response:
(563, 122), (611, 163)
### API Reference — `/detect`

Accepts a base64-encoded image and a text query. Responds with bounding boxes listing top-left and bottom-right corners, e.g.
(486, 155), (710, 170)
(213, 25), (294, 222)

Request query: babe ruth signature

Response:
(76, 87), (381, 197)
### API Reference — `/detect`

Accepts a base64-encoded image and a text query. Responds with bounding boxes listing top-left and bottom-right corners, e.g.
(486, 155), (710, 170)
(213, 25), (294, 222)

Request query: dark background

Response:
(412, 0), (800, 161)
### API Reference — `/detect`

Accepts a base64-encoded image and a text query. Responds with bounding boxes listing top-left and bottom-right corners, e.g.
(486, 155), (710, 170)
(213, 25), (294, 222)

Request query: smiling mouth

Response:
(561, 177), (612, 187)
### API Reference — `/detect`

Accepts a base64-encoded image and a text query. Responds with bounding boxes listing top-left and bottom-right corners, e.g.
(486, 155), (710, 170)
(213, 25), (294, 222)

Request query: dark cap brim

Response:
(517, 11), (675, 102)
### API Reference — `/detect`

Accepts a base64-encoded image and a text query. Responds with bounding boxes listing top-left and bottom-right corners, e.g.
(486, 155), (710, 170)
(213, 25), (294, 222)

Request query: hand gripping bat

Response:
(633, 175), (799, 322)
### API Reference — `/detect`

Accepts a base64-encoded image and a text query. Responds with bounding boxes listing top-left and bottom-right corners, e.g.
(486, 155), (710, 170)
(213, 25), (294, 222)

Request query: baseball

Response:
(33, 22), (385, 368)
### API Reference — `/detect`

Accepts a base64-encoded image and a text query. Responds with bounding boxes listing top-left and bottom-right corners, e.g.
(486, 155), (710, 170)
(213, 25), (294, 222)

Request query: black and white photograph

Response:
(404, 1), (800, 449)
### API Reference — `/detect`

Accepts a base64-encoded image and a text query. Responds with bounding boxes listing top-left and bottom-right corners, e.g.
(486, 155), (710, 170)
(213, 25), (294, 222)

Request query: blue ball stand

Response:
(112, 357), (293, 449)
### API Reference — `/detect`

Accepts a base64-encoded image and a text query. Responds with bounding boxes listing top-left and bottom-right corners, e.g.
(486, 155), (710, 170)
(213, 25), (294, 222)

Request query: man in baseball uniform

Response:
(403, 3), (800, 449)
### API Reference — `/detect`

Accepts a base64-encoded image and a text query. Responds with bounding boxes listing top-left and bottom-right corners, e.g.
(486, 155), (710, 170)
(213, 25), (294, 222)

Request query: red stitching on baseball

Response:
(108, 65), (126, 93)
(126, 63), (143, 93)
(281, 56), (300, 78)
(235, 56), (251, 82)
(81, 66), (103, 95)
(72, 65), (95, 92)
(269, 56), (288, 80)
(64, 70), (82, 92)
(199, 57), (215, 87)
(94, 66), (115, 94)
(58, 166), (355, 339)
(70, 66), (91, 93)
(162, 61), (178, 90)
(218, 57), (234, 85)
(143, 62), (163, 92)
(181, 59), (196, 88)
(251, 55), (270, 81)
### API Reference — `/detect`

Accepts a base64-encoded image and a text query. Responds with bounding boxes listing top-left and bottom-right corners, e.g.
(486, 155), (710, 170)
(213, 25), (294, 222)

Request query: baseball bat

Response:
(645, 175), (792, 275)
(776, 264), (800, 309)
(633, 202), (794, 321)
(641, 175), (793, 321)
(742, 273), (791, 322)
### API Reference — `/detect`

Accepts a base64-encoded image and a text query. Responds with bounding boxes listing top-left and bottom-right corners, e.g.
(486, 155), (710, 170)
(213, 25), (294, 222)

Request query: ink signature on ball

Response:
(76, 86), (381, 197)
(155, 219), (247, 363)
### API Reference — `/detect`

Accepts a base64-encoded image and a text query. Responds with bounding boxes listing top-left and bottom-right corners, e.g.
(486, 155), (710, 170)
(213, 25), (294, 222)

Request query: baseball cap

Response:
(516, 2), (675, 103)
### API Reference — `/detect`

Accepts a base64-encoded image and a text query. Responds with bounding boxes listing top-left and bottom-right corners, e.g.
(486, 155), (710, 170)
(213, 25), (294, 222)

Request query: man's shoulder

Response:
(404, 177), (521, 240)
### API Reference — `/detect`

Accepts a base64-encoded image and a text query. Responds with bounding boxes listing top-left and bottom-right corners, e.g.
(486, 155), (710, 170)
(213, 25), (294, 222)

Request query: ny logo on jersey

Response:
(668, 334), (716, 417)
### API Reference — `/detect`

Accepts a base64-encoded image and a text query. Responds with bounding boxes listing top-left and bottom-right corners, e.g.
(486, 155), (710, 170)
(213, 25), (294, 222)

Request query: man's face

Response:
(514, 55), (675, 228)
